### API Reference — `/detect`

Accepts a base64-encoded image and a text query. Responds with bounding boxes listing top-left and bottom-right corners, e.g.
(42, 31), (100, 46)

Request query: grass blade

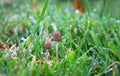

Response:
(35, 0), (49, 32)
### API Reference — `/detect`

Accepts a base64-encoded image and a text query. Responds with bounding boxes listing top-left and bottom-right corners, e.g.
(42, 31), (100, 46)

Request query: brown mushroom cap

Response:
(44, 40), (51, 49)
(53, 31), (61, 41)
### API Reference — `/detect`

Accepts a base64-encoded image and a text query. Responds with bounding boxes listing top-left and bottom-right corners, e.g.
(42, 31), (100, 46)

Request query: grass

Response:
(0, 0), (120, 76)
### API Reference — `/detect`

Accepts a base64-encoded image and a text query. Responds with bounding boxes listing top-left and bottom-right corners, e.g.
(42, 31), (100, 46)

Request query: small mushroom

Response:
(44, 40), (51, 61)
(53, 31), (61, 61)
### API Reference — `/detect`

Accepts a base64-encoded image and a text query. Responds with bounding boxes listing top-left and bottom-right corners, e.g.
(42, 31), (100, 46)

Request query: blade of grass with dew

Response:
(100, 0), (106, 19)
(55, 15), (68, 34)
(65, 51), (75, 63)
(85, 0), (90, 16)
(23, 34), (32, 48)
(75, 46), (96, 76)
(76, 46), (96, 61)
(55, 7), (73, 46)
(76, 19), (90, 52)
(34, 0), (49, 33)
(54, 6), (70, 37)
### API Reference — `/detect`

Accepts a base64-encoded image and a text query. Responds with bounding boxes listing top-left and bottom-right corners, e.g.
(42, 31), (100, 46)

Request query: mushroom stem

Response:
(56, 42), (59, 61)
(45, 49), (49, 61)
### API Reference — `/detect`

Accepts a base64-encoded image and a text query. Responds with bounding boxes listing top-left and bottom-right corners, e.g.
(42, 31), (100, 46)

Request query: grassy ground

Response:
(0, 0), (120, 76)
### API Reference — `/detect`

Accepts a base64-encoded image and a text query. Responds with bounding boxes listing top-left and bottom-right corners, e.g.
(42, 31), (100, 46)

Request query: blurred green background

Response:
(0, 0), (120, 41)
(0, 0), (120, 18)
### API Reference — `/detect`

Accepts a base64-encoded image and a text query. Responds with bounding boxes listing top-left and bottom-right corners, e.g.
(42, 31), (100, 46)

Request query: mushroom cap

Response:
(44, 40), (51, 49)
(53, 31), (61, 41)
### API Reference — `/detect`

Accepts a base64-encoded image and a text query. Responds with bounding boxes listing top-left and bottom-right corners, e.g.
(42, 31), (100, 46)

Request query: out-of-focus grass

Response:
(0, 0), (120, 76)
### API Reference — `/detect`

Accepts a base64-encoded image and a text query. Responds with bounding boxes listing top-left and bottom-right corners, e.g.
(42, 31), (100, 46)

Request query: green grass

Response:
(0, 0), (120, 76)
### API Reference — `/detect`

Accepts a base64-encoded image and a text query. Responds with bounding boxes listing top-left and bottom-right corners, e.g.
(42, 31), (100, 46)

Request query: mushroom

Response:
(53, 31), (61, 61)
(44, 40), (51, 61)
